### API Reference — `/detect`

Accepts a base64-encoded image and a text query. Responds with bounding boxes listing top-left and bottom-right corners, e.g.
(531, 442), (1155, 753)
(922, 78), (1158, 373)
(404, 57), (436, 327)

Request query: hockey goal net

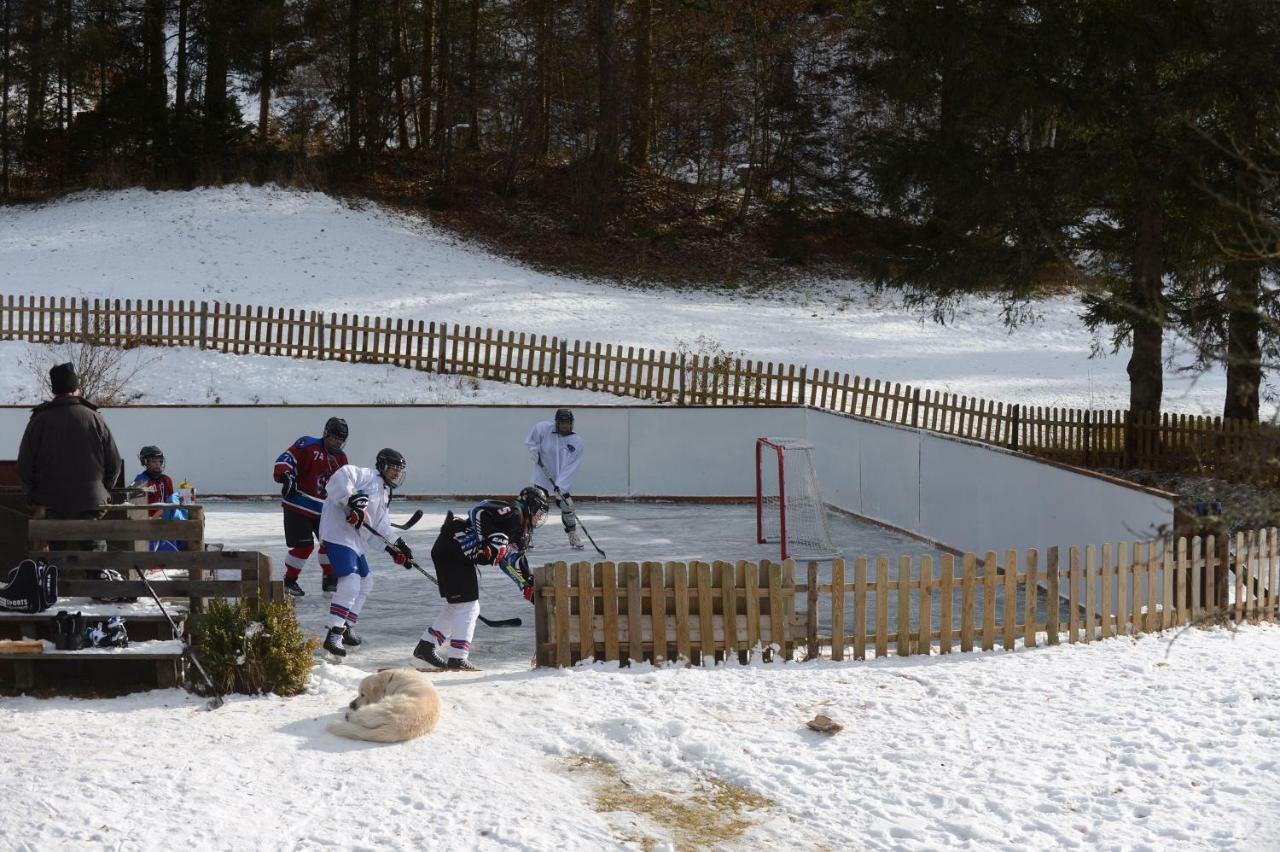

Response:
(755, 437), (839, 561)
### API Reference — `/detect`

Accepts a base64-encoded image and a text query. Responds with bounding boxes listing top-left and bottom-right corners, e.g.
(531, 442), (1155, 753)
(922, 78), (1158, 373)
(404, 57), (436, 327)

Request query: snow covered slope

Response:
(0, 185), (1260, 414)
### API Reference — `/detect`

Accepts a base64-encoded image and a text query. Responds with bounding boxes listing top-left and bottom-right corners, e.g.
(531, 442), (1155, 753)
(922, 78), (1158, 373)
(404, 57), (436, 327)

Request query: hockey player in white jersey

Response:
(319, 448), (414, 657)
(524, 408), (586, 549)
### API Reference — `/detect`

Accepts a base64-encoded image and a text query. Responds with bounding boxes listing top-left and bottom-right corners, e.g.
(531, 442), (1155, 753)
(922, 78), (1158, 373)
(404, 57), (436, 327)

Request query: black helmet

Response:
(324, 416), (349, 443)
(376, 447), (407, 488)
(517, 485), (550, 527)
(554, 409), (574, 431)
(139, 446), (164, 472)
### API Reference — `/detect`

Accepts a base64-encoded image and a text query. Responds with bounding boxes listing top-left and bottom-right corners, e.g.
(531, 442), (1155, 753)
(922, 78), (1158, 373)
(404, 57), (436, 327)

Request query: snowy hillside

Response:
(0, 185), (1262, 415)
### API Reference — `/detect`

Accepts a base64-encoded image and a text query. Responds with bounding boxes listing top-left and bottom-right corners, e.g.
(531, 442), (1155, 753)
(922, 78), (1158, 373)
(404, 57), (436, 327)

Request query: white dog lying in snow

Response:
(327, 668), (441, 743)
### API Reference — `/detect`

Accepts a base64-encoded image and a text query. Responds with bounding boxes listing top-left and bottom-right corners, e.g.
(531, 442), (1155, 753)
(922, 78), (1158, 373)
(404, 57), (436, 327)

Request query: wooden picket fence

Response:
(3, 293), (1278, 480)
(532, 528), (1279, 667)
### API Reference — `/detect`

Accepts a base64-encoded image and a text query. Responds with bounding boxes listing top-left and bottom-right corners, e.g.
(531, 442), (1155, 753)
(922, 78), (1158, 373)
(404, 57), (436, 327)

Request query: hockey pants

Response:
(325, 541), (373, 630)
(422, 601), (480, 661)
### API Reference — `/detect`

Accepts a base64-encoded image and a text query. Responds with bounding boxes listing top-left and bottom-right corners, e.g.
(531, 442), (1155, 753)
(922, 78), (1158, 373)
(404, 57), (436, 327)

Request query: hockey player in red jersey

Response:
(273, 417), (350, 596)
(132, 446), (174, 518)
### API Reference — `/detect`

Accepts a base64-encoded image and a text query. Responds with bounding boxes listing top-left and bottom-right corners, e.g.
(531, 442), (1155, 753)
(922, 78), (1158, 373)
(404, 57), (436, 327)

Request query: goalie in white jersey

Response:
(524, 408), (586, 549)
(319, 448), (414, 657)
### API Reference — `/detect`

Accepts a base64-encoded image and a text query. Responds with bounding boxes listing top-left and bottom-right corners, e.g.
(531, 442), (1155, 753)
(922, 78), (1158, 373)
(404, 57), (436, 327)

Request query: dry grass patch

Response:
(564, 754), (774, 850)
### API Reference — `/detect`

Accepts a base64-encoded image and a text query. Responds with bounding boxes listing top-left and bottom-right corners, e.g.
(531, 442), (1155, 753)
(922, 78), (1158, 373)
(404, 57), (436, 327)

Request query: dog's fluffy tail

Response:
(326, 718), (413, 743)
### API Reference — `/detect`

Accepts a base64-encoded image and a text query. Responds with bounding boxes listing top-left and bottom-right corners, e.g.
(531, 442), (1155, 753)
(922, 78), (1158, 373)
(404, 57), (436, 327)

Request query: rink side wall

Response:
(0, 404), (1172, 555)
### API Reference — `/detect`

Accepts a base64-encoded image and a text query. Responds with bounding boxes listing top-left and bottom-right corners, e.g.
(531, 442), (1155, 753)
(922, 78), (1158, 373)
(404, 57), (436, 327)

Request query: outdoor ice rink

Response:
(202, 500), (940, 672)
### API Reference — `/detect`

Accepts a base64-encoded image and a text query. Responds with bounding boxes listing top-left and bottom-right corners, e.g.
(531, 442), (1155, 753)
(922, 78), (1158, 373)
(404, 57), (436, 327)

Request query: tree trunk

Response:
(393, 0), (409, 150)
(418, 0), (433, 148)
(465, 0), (478, 149)
(1, 0), (9, 197)
(176, 0), (188, 120)
(1126, 182), (1165, 427)
(145, 0), (167, 157)
(530, 0), (550, 158)
(23, 3), (45, 150)
(347, 0), (362, 162)
(258, 21), (274, 144)
(579, 0), (618, 234)
(627, 0), (652, 168)
(1223, 259), (1262, 422)
(204, 3), (230, 160)
(435, 0), (451, 148)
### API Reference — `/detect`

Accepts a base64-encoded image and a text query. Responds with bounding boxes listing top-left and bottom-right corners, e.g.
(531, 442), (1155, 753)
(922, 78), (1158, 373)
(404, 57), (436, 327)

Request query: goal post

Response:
(755, 437), (839, 561)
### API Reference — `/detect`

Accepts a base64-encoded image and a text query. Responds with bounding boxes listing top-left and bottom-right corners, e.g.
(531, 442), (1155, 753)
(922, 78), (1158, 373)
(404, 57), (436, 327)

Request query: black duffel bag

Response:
(0, 559), (58, 613)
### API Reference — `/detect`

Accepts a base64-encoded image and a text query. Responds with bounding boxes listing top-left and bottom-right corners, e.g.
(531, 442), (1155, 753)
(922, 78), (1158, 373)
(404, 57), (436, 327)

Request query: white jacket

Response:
(525, 421), (585, 494)
(318, 464), (393, 554)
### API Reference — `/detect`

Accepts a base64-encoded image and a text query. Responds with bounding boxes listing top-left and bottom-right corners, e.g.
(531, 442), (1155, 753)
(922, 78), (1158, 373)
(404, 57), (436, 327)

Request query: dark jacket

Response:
(17, 395), (123, 513)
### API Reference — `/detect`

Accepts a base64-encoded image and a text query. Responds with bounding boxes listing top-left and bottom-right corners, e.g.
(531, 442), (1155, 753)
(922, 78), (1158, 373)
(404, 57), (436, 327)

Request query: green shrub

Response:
(191, 599), (318, 696)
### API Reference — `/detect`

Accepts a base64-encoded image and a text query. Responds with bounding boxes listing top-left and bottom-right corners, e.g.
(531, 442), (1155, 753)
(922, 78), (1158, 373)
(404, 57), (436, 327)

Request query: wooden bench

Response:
(0, 504), (279, 694)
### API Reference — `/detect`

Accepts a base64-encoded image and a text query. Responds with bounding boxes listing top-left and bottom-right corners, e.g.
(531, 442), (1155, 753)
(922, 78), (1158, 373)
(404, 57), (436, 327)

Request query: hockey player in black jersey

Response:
(413, 485), (549, 671)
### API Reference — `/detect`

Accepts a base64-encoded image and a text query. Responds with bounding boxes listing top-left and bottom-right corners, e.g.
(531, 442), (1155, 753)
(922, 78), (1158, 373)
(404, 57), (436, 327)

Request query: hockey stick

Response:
(132, 567), (225, 710)
(536, 460), (606, 558)
(362, 524), (523, 628)
(391, 509), (424, 531)
(299, 490), (421, 532)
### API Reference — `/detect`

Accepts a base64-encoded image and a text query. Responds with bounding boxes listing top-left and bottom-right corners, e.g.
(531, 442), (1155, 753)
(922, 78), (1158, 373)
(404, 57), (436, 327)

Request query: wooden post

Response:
(911, 387), (920, 429)
(806, 561), (819, 661)
(553, 562), (572, 667)
(199, 301), (208, 350)
(559, 339), (568, 387)
(625, 562), (643, 665)
(678, 354), (687, 406)
(1046, 547), (1060, 645)
(831, 558), (845, 662)
(534, 564), (550, 667)
(1010, 404), (1021, 451)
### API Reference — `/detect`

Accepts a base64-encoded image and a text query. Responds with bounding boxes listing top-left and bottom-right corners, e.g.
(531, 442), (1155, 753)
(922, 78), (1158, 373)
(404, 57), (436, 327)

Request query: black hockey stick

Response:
(132, 568), (225, 710)
(391, 509), (424, 531)
(537, 460), (606, 558)
(364, 525), (523, 628)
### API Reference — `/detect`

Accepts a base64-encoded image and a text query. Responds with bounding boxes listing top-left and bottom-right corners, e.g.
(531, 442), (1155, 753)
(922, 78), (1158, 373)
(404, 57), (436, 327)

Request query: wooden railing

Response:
(533, 528), (1279, 667)
(3, 294), (1278, 481)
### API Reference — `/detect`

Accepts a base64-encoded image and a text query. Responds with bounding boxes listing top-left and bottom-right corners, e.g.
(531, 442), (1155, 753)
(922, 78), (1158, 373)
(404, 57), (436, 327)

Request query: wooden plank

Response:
(1068, 547), (1081, 643)
(29, 519), (205, 541)
(1117, 542), (1130, 637)
(719, 561), (740, 662)
(1084, 545), (1097, 643)
(982, 551), (997, 652)
(672, 562), (691, 664)
(625, 562), (643, 665)
(1024, 549), (1038, 648)
(743, 561), (761, 659)
(1099, 544), (1113, 639)
(938, 554), (954, 654)
(696, 561), (715, 665)
(533, 565), (550, 667)
(576, 560), (595, 661)
(1176, 536), (1189, 624)
(34, 550), (261, 571)
(1270, 529), (1280, 622)
(650, 562), (667, 665)
(1046, 547), (1060, 645)
(553, 562), (572, 667)
(1147, 539), (1161, 632)
(1132, 541), (1146, 635)
(875, 557), (889, 659)
(897, 556), (911, 656)
(806, 561), (819, 661)
(601, 562), (619, 663)
(1002, 549), (1017, 650)
(768, 561), (786, 661)
(853, 557), (867, 661)
(960, 553), (976, 653)
(831, 558), (846, 661)
(782, 560), (797, 660)
(1163, 536), (1175, 629)
(1190, 536), (1202, 620)
(918, 555), (933, 656)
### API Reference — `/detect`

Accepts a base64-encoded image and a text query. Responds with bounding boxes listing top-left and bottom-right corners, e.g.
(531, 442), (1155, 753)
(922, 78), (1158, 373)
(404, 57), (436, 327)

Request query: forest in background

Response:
(2, 1), (1280, 424)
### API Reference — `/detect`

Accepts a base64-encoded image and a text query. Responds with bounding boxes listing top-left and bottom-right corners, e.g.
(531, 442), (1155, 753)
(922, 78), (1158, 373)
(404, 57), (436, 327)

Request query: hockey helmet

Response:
(376, 447), (407, 488)
(323, 416), (349, 445)
(139, 445), (164, 473)
(518, 485), (550, 528)
(554, 408), (574, 434)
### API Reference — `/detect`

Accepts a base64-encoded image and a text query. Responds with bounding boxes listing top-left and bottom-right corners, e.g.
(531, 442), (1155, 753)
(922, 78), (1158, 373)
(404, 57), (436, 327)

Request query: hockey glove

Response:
(479, 533), (511, 566)
(519, 558), (535, 602)
(386, 537), (413, 567)
(280, 473), (297, 499)
(559, 492), (574, 510)
(345, 493), (369, 528)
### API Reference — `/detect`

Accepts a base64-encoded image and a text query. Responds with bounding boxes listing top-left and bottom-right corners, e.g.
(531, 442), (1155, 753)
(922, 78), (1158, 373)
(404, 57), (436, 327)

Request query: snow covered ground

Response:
(3, 186), (1278, 850)
(0, 184), (1265, 415)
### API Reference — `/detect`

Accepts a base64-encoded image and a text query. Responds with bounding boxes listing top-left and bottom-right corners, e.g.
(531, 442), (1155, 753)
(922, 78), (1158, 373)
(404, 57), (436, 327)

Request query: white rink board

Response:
(0, 403), (1172, 554)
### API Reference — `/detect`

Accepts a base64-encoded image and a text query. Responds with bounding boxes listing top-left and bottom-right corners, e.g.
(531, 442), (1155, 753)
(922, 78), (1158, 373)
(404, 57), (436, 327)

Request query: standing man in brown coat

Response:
(17, 363), (124, 550)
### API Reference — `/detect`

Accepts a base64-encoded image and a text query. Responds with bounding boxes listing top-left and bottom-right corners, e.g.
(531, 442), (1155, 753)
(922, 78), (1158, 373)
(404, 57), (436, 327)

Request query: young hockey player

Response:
(319, 448), (414, 657)
(413, 485), (549, 671)
(524, 409), (586, 549)
(273, 417), (349, 596)
(132, 446), (174, 517)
